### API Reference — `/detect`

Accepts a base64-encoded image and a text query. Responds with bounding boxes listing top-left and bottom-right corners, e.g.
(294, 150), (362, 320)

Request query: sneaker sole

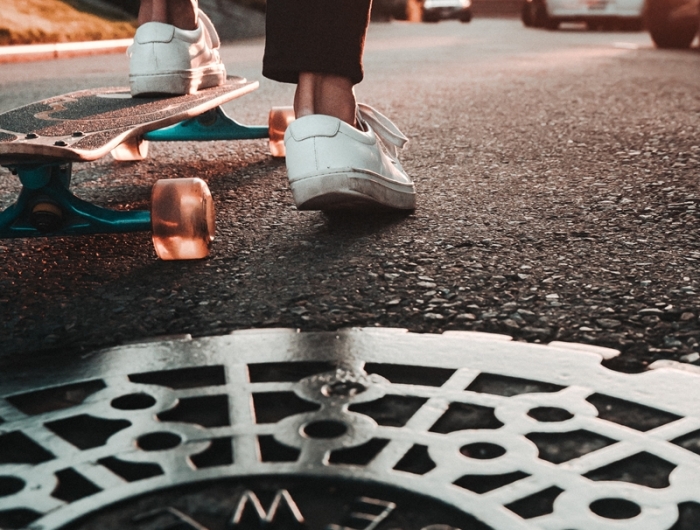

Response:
(290, 170), (416, 211)
(130, 67), (226, 96)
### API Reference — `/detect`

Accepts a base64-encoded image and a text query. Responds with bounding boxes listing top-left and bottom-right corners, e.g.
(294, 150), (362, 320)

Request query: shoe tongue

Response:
(357, 103), (408, 152)
(198, 10), (221, 48)
(356, 104), (408, 165)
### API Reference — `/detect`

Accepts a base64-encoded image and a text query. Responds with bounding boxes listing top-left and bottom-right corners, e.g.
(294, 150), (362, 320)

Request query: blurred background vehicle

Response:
(421, 0), (474, 21)
(644, 0), (700, 47)
(521, 0), (644, 29)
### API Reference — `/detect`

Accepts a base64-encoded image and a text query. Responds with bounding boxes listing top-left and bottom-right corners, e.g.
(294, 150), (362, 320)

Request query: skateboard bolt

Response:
(72, 131), (84, 137)
(25, 133), (38, 139)
(54, 140), (68, 146)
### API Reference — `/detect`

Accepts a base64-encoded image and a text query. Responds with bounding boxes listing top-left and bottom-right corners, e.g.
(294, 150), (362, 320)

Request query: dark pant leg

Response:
(263, 0), (372, 85)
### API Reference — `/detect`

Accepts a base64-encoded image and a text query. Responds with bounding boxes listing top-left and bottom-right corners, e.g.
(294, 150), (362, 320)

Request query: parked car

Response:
(422, 0), (473, 22)
(644, 0), (700, 47)
(521, 0), (644, 29)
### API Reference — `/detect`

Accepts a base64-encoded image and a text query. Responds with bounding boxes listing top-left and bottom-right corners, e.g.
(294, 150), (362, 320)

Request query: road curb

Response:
(0, 38), (133, 64)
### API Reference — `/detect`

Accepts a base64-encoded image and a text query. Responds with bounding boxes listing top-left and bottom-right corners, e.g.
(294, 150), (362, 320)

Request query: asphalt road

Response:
(0, 19), (698, 373)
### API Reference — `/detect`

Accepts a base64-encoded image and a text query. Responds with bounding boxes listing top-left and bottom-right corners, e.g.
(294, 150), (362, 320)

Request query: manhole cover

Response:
(1, 328), (699, 530)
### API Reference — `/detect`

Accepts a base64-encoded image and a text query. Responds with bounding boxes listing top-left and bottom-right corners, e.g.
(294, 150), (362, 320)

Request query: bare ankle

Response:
(294, 72), (357, 127)
(138, 0), (198, 29)
(169, 0), (198, 30)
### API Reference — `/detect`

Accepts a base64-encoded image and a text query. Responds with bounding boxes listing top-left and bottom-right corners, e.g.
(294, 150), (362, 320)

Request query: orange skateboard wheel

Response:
(151, 178), (215, 260)
(268, 106), (295, 158)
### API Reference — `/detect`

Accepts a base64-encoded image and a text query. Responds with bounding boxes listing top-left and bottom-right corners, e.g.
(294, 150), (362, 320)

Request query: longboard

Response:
(0, 76), (258, 163)
(0, 78), (295, 259)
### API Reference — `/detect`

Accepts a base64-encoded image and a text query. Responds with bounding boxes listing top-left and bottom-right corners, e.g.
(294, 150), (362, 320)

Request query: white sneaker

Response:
(128, 10), (227, 96)
(284, 104), (416, 211)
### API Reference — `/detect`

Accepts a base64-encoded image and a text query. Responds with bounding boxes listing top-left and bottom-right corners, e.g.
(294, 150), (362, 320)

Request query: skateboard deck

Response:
(0, 76), (258, 164)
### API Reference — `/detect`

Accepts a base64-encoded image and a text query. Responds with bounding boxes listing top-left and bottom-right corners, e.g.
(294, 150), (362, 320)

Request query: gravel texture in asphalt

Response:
(0, 20), (698, 373)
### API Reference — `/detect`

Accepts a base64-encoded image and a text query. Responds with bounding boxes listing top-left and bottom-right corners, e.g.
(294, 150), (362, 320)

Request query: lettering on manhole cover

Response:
(0, 328), (699, 530)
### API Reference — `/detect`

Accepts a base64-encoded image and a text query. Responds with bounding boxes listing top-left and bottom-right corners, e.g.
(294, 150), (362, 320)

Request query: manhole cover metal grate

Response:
(0, 328), (699, 530)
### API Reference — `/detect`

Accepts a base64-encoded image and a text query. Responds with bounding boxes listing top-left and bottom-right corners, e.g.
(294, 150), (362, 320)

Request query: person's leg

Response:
(263, 0), (370, 126)
(137, 0), (197, 29)
(295, 73), (357, 127)
(265, 0), (416, 211)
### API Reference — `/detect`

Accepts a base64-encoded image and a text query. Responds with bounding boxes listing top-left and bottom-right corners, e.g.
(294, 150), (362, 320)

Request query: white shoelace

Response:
(357, 103), (408, 163)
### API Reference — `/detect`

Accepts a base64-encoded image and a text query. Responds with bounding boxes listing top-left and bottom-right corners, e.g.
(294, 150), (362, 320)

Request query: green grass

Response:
(0, 0), (136, 45)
